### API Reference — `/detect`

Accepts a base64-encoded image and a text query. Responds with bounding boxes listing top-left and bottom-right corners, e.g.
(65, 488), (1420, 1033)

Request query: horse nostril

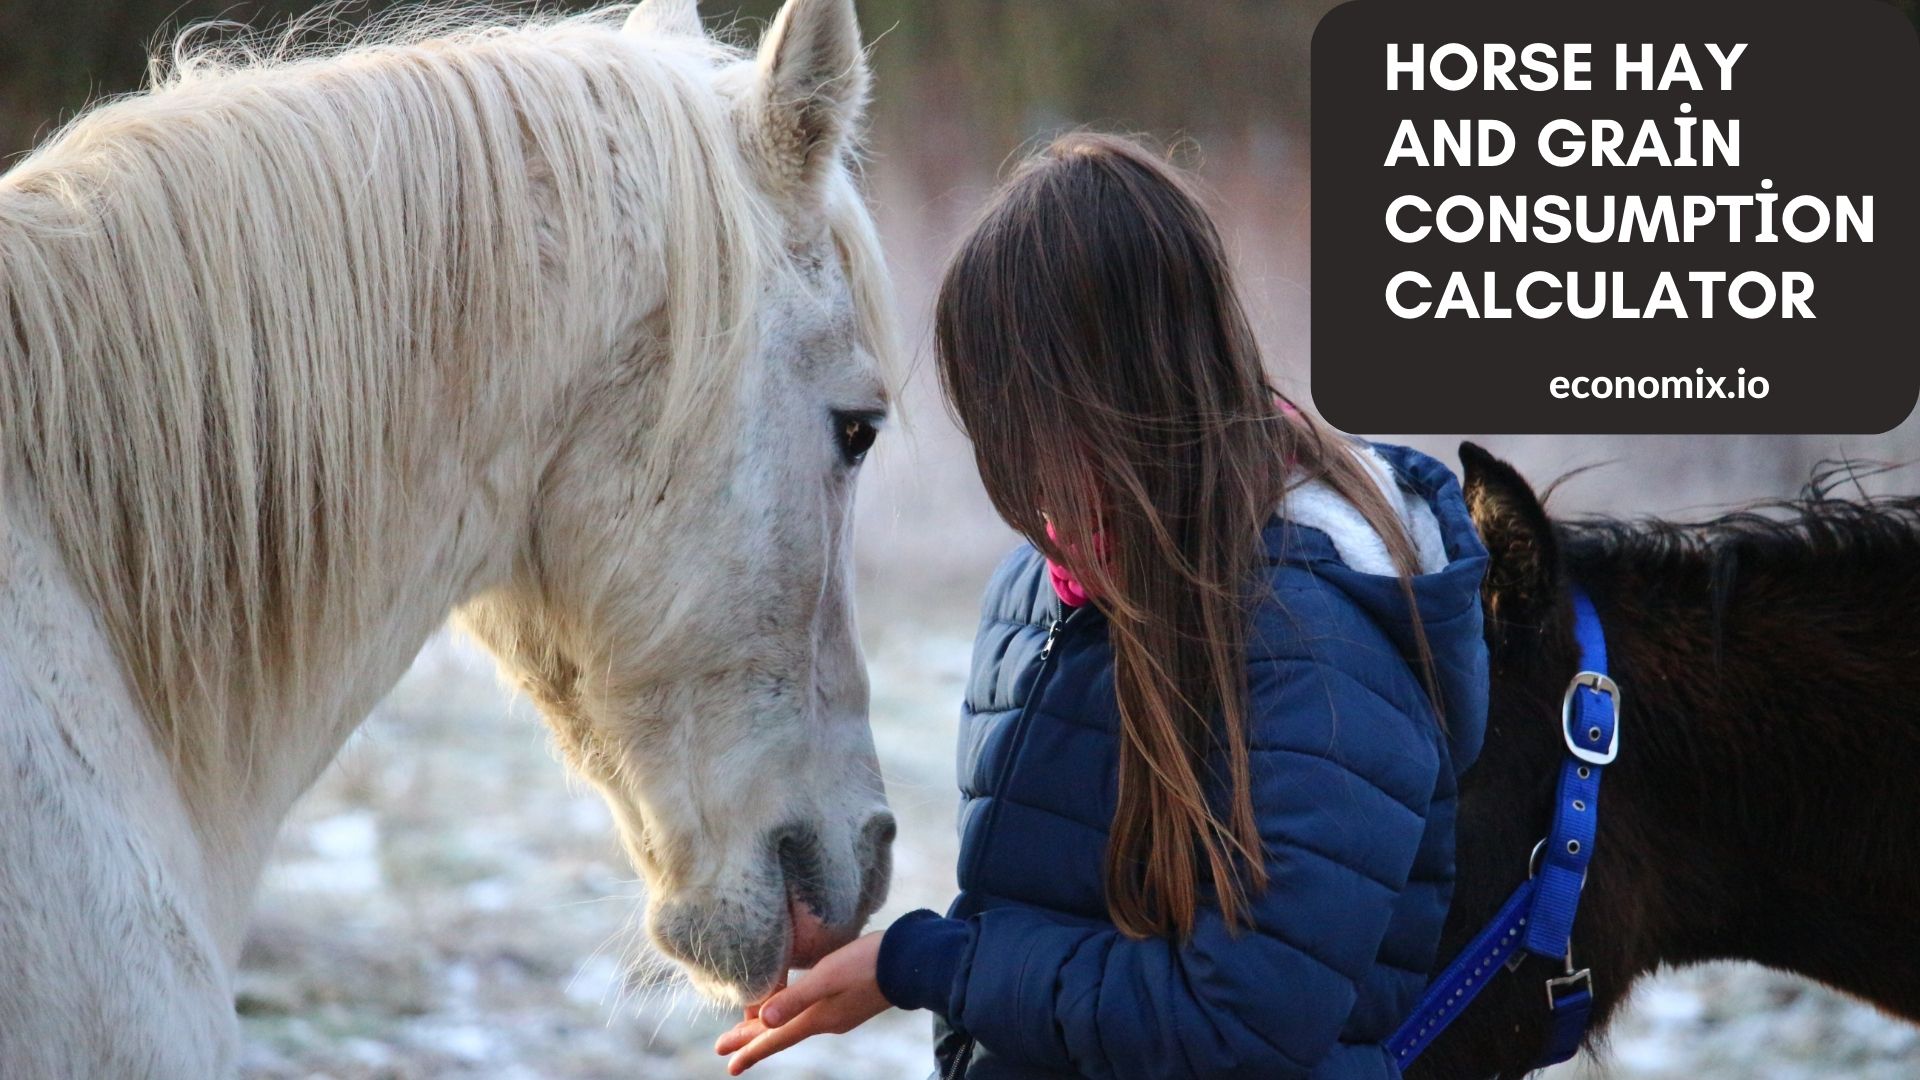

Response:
(771, 823), (832, 924)
(863, 811), (898, 849)
(854, 812), (896, 918)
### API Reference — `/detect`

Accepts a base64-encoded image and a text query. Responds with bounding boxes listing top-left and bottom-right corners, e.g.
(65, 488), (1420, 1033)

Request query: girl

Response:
(717, 133), (1490, 1079)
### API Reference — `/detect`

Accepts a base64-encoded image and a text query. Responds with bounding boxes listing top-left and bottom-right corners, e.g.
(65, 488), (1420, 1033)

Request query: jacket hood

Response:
(1265, 443), (1491, 773)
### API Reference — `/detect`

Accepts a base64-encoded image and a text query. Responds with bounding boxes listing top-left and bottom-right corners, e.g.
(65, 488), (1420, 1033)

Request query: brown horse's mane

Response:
(1563, 494), (1920, 569)
(1558, 464), (1920, 634)
(1563, 456), (1917, 553)
(1563, 473), (1920, 677)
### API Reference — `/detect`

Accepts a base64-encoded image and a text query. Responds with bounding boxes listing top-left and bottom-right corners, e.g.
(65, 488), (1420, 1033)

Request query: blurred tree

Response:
(0, 0), (1329, 160)
(0, 1), (320, 153)
(0, 0), (1912, 161)
(714, 0), (1331, 149)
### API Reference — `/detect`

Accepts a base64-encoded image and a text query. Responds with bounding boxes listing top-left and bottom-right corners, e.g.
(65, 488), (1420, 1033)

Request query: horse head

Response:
(458, 0), (894, 1005)
(1417, 443), (1638, 1079)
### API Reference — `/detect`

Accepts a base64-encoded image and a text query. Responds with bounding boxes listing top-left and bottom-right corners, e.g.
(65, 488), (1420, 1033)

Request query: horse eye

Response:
(833, 412), (880, 466)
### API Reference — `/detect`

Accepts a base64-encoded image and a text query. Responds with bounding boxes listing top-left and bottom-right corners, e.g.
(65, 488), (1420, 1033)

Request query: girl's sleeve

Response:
(876, 602), (1442, 1080)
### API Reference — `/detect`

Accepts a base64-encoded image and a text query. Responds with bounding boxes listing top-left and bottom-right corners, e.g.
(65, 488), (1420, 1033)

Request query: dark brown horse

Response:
(1411, 443), (1920, 1080)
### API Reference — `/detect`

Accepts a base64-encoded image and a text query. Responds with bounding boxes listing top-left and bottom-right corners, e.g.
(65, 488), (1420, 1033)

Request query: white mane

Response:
(0, 4), (891, 781)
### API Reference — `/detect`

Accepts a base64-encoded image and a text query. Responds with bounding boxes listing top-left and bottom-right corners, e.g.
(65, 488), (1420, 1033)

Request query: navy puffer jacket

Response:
(876, 445), (1489, 1080)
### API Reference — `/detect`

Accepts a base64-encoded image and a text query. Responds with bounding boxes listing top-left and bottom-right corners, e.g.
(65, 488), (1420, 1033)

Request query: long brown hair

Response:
(935, 133), (1433, 940)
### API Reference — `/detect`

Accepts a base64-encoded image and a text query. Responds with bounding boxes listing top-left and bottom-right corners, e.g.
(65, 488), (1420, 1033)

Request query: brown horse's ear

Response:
(1459, 442), (1558, 629)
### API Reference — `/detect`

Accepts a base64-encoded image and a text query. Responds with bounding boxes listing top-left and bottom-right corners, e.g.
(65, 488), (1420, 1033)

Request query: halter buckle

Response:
(1545, 967), (1592, 1009)
(1561, 671), (1620, 766)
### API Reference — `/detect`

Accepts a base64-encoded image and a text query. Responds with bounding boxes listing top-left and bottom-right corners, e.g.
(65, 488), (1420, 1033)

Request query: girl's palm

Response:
(715, 931), (890, 1073)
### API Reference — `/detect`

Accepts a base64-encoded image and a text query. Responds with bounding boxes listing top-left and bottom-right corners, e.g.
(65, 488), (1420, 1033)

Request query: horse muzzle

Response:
(780, 810), (895, 969)
(646, 809), (895, 1001)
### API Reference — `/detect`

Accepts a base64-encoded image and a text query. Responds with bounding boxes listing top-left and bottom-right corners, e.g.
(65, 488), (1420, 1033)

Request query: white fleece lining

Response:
(1279, 446), (1449, 576)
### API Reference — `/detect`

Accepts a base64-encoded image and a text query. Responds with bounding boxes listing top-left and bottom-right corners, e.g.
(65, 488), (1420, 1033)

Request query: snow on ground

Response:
(243, 626), (1917, 1079)
(241, 627), (967, 1079)
(1546, 964), (1919, 1080)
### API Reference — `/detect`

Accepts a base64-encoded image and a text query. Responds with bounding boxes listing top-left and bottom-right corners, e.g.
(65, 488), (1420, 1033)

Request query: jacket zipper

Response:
(943, 1036), (977, 1080)
(947, 604), (1081, 1079)
(1040, 612), (1066, 661)
(964, 603), (1080, 886)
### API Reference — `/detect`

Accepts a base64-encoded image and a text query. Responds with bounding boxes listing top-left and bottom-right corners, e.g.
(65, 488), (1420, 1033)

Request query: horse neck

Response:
(11, 372), (558, 950)
(1570, 539), (1920, 1016)
(0, 71), (605, 823)
(0, 252), (568, 872)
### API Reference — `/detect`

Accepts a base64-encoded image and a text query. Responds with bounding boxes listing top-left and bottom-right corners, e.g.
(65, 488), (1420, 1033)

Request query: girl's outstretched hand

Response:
(715, 931), (889, 1074)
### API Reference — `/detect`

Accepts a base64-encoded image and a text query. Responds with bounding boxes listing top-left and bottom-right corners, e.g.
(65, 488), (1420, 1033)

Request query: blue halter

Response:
(1387, 586), (1618, 1069)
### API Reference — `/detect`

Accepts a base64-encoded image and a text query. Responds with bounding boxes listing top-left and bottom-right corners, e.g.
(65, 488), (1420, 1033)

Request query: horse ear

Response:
(1460, 441), (1559, 627)
(624, 0), (705, 38)
(745, 0), (869, 199)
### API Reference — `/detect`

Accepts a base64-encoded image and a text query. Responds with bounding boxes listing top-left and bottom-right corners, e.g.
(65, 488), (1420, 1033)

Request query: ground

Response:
(241, 626), (1919, 1079)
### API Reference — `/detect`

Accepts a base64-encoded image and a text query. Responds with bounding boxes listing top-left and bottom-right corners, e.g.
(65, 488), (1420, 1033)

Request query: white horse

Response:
(0, 0), (896, 1074)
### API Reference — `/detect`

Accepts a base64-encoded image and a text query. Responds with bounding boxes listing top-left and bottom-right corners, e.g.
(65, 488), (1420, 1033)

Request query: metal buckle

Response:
(1526, 832), (1589, 887)
(1561, 671), (1620, 766)
(1545, 967), (1592, 1009)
